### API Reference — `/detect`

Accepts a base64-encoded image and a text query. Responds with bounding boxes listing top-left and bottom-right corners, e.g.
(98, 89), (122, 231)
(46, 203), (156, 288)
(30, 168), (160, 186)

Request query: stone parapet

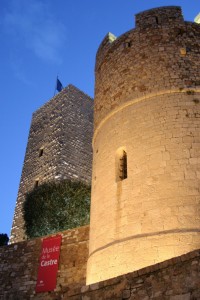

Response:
(1, 234), (200, 299)
(0, 225), (89, 299)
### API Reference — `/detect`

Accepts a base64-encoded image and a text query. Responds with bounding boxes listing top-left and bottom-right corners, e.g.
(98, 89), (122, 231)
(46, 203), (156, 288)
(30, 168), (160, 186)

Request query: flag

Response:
(56, 78), (63, 92)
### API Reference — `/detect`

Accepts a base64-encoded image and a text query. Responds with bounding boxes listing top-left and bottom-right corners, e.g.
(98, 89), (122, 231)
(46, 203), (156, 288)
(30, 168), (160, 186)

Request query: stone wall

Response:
(1, 231), (200, 299)
(88, 6), (200, 284)
(0, 225), (89, 300)
(81, 249), (200, 300)
(10, 85), (93, 244)
(88, 91), (200, 283)
(94, 7), (200, 129)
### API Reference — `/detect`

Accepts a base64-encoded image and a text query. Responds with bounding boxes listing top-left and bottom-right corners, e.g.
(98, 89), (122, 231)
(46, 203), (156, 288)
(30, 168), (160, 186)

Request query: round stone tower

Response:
(87, 6), (200, 284)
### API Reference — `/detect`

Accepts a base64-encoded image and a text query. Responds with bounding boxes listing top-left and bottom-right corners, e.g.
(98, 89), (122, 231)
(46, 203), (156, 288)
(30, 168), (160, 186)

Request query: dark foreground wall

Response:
(0, 226), (89, 300)
(82, 249), (200, 300)
(0, 225), (200, 299)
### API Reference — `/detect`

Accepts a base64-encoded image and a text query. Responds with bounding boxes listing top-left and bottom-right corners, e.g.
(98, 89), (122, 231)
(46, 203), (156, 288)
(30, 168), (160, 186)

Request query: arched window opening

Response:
(116, 148), (128, 182)
(119, 150), (127, 180)
(39, 147), (44, 157)
(34, 179), (39, 188)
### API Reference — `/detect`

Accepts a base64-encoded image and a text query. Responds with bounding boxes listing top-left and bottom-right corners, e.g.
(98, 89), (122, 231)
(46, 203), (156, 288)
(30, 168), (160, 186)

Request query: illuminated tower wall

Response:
(87, 6), (200, 284)
(10, 85), (93, 244)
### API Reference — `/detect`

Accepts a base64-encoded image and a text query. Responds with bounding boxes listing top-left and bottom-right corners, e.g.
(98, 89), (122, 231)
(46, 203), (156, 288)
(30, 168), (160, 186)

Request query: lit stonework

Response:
(87, 6), (200, 284)
(194, 13), (200, 24)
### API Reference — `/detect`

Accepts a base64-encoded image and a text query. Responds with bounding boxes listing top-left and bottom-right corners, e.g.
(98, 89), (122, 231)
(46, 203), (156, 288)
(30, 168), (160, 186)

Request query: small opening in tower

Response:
(39, 148), (44, 157)
(116, 148), (127, 182)
(124, 41), (131, 49)
(34, 180), (39, 188)
(155, 16), (159, 24)
(119, 151), (127, 180)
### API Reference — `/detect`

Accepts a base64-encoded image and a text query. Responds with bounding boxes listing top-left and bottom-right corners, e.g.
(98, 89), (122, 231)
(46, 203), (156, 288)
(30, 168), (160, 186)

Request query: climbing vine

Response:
(23, 180), (91, 239)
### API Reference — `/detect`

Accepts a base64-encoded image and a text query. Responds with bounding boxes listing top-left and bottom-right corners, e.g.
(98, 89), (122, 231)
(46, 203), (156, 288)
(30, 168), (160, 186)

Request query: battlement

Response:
(95, 6), (185, 75)
(195, 13), (200, 24)
(135, 6), (184, 28)
(94, 6), (200, 129)
(95, 32), (117, 70)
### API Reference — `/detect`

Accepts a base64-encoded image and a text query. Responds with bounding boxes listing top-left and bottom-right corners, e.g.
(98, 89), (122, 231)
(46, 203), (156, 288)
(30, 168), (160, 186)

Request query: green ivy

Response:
(23, 180), (91, 239)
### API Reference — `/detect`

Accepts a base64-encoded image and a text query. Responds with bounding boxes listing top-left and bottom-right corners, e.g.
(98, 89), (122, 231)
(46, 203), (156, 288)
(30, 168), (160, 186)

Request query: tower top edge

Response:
(32, 84), (93, 117)
(95, 6), (188, 71)
(135, 6), (184, 29)
(135, 6), (182, 17)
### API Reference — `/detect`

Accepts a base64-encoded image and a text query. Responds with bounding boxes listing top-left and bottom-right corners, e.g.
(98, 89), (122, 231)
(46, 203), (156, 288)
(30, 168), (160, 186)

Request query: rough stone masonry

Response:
(5, 5), (200, 300)
(10, 85), (93, 244)
(87, 6), (200, 283)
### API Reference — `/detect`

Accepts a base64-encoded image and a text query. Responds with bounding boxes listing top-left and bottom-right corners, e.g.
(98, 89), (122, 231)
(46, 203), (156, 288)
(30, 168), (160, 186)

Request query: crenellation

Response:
(94, 20), (200, 129)
(135, 6), (184, 29)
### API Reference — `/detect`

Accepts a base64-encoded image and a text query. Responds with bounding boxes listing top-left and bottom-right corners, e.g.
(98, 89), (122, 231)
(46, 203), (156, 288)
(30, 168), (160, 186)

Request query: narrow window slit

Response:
(155, 16), (159, 24)
(119, 151), (127, 180)
(116, 148), (128, 182)
(39, 148), (44, 157)
(124, 41), (131, 49)
(34, 180), (39, 188)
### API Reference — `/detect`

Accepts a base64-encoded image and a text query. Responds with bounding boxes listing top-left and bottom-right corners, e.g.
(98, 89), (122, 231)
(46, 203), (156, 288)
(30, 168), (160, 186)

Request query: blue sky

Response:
(0, 0), (199, 237)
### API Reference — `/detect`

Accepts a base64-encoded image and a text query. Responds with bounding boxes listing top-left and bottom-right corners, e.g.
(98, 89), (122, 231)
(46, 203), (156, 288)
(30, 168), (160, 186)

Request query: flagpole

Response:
(54, 76), (58, 96)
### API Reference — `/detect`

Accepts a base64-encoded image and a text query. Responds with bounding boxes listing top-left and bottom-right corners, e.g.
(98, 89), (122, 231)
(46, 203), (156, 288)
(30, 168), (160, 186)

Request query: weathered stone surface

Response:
(88, 5), (200, 283)
(0, 226), (89, 299)
(10, 85), (93, 244)
(170, 294), (190, 300)
(2, 5), (200, 300)
(1, 228), (200, 299)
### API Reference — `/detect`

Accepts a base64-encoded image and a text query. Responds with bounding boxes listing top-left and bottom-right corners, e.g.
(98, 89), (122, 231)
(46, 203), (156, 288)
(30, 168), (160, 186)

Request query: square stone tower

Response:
(10, 84), (93, 244)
